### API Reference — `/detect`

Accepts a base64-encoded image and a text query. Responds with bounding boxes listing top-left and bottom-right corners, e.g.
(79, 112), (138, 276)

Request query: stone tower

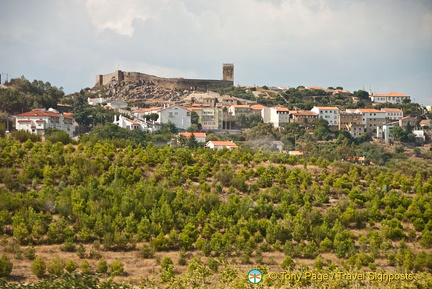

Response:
(223, 63), (234, 82)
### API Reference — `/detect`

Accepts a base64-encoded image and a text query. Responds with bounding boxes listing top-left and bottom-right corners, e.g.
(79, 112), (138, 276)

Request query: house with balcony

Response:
(15, 108), (78, 137)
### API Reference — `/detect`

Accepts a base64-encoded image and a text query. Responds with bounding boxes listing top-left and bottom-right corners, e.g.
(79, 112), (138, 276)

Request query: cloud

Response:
(0, 0), (431, 104)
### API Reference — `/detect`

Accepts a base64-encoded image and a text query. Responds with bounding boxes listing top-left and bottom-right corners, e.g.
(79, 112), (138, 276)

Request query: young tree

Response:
(0, 254), (13, 278)
(31, 257), (46, 279)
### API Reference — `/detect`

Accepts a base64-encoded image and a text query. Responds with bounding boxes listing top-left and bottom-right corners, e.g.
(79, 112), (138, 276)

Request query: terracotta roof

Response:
(63, 113), (75, 119)
(306, 86), (323, 90)
(18, 120), (32, 122)
(124, 118), (140, 125)
(231, 105), (250, 108)
(380, 108), (403, 113)
(314, 106), (339, 110)
(134, 107), (162, 113)
(250, 104), (267, 110)
(276, 107), (289, 112)
(290, 110), (318, 116)
(35, 120), (45, 122)
(288, 151), (304, 156)
(420, 119), (431, 125)
(400, 116), (414, 120)
(17, 110), (60, 117)
(356, 109), (384, 113)
(207, 141), (238, 148)
(179, 132), (206, 138)
(373, 92), (410, 97)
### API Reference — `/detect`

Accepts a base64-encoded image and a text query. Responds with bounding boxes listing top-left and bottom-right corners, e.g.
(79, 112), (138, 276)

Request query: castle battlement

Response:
(96, 64), (234, 92)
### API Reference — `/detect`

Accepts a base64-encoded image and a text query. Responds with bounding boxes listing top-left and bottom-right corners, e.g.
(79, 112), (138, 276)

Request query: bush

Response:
(80, 260), (92, 275)
(24, 246), (36, 260)
(96, 259), (108, 274)
(0, 254), (13, 278)
(65, 260), (77, 273)
(11, 130), (40, 142)
(110, 260), (124, 276)
(48, 255), (65, 276)
(31, 257), (46, 278)
(139, 244), (154, 259)
(45, 129), (71, 144)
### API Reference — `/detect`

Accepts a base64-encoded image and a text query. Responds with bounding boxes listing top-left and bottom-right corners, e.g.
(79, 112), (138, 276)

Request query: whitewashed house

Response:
(205, 141), (238, 150)
(261, 107), (290, 128)
(380, 108), (404, 121)
(15, 108), (78, 137)
(134, 104), (191, 131)
(370, 92), (411, 104)
(311, 106), (340, 126)
(178, 132), (207, 143)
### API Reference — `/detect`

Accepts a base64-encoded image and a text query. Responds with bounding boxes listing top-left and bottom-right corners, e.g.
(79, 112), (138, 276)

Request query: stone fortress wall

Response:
(96, 64), (234, 92)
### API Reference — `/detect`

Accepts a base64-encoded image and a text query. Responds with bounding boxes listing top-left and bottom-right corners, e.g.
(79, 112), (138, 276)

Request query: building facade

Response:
(15, 109), (78, 137)
(134, 105), (192, 131)
(370, 92), (411, 104)
(262, 107), (290, 128)
(311, 106), (340, 126)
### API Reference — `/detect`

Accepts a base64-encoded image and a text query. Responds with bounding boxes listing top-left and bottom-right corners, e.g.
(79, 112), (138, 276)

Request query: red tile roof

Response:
(179, 132), (206, 138)
(290, 110), (318, 116)
(356, 109), (384, 113)
(250, 104), (266, 110)
(17, 111), (60, 117)
(231, 105), (250, 108)
(380, 108), (403, 113)
(208, 141), (238, 148)
(314, 106), (339, 110)
(276, 107), (289, 112)
(374, 92), (410, 97)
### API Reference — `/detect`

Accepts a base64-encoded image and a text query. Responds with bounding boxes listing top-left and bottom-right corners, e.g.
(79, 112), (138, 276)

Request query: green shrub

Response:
(65, 260), (77, 273)
(96, 259), (108, 274)
(0, 254), (13, 278)
(31, 257), (46, 278)
(48, 255), (64, 276)
(110, 260), (124, 276)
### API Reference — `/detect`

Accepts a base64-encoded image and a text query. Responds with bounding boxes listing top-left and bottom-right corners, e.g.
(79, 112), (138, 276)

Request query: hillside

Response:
(0, 136), (432, 288)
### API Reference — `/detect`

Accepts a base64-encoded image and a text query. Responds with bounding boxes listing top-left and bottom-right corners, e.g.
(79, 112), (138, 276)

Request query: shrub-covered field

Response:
(0, 136), (432, 288)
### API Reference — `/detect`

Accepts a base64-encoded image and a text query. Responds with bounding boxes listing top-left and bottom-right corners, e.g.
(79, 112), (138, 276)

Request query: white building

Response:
(261, 107), (290, 128)
(311, 106), (340, 126)
(355, 109), (387, 133)
(134, 105), (191, 131)
(370, 92), (411, 104)
(88, 97), (105, 106)
(380, 108), (404, 121)
(178, 132), (207, 143)
(114, 115), (160, 133)
(205, 140), (238, 150)
(15, 108), (78, 137)
(228, 105), (251, 116)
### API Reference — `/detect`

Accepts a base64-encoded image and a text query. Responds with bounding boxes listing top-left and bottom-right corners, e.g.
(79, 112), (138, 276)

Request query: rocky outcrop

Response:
(99, 79), (195, 105)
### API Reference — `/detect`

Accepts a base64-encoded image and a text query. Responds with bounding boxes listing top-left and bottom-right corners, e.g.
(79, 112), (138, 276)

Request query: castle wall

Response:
(96, 70), (124, 86)
(96, 64), (234, 91)
(96, 70), (233, 91)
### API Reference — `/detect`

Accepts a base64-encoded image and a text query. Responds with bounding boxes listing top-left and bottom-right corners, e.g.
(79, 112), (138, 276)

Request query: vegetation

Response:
(0, 134), (431, 287)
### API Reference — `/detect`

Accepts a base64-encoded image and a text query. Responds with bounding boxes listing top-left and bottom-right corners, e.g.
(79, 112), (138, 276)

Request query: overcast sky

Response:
(1, 0), (431, 105)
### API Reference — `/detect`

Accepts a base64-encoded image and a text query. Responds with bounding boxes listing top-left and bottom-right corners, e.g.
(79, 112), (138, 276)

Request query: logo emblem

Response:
(248, 269), (263, 284)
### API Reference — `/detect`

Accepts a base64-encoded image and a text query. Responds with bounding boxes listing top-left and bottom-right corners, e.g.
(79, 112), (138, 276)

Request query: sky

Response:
(1, 0), (431, 105)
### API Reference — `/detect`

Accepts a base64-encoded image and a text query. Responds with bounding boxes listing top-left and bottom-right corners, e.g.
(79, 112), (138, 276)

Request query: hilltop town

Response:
(0, 67), (432, 288)
(5, 64), (431, 155)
